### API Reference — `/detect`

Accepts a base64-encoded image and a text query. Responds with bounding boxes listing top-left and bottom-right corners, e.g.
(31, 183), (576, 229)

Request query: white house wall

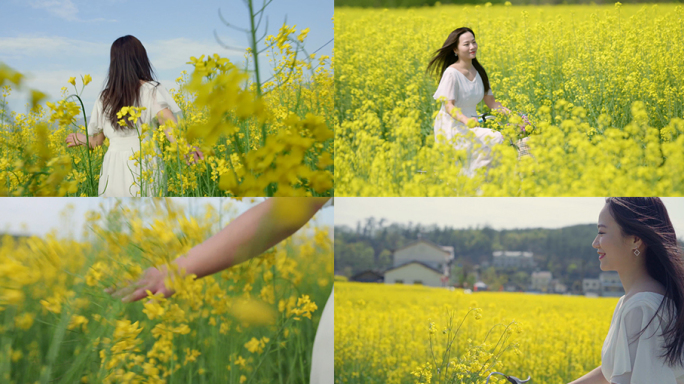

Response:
(394, 243), (448, 268)
(385, 264), (443, 287)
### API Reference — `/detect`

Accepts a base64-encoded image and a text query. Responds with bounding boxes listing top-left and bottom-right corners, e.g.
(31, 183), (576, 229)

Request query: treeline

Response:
(335, 0), (681, 7)
(335, 219), (684, 290)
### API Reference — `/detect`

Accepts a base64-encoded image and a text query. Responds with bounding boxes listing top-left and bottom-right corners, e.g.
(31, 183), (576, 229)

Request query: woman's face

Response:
(592, 203), (641, 272)
(454, 32), (477, 60)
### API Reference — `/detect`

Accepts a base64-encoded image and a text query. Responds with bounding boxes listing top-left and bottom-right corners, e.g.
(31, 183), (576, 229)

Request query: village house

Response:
(384, 239), (454, 287)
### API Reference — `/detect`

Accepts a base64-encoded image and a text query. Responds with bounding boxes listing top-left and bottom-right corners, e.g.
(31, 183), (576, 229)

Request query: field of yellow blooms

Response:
(0, 22), (333, 197)
(335, 282), (618, 384)
(335, 4), (684, 196)
(0, 198), (333, 383)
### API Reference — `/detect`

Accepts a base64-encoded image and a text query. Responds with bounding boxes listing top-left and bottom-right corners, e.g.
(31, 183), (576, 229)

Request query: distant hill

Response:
(335, 220), (684, 289)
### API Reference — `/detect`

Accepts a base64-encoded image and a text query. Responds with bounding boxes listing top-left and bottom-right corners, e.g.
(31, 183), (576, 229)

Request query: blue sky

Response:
(1, 0), (333, 116)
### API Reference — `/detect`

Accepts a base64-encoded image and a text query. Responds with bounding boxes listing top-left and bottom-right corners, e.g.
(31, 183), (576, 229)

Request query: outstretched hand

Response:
(65, 133), (84, 148)
(105, 265), (175, 303)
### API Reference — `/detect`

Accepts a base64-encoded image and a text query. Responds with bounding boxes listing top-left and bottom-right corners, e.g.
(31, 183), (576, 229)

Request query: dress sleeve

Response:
(433, 69), (458, 103)
(486, 87), (494, 96)
(606, 304), (676, 384)
(149, 83), (183, 122)
(87, 97), (104, 135)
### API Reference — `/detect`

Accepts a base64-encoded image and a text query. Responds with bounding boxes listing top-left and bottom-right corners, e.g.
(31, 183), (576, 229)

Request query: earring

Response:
(633, 249), (641, 257)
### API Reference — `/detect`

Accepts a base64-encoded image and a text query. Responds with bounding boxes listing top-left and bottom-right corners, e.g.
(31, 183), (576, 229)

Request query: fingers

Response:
(122, 287), (150, 303)
(186, 151), (204, 165)
(106, 279), (149, 301)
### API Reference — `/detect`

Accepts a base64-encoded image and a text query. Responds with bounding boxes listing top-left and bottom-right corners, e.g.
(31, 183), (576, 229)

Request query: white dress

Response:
(310, 197), (333, 384)
(601, 292), (684, 384)
(88, 82), (181, 197)
(433, 67), (504, 177)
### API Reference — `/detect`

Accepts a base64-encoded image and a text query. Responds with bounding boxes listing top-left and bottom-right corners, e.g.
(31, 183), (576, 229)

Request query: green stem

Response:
(273, 262), (283, 384)
(67, 94), (96, 196)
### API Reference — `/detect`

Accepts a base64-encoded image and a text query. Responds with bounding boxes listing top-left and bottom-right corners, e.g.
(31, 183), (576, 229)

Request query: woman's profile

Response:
(427, 27), (514, 177)
(569, 197), (684, 383)
(65, 35), (201, 197)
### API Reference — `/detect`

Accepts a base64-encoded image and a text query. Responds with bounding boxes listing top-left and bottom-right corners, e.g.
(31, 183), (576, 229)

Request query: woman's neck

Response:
(455, 58), (473, 69)
(618, 264), (663, 297)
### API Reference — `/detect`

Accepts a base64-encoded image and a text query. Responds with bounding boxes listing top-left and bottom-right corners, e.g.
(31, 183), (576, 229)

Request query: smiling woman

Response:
(427, 27), (518, 177)
(571, 197), (684, 384)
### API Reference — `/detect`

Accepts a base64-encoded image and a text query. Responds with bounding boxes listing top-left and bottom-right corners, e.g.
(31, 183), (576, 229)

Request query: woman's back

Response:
(87, 81), (181, 197)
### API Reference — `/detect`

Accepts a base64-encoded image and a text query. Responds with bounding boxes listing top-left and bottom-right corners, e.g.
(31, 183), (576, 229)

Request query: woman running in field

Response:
(569, 197), (684, 384)
(427, 27), (525, 176)
(65, 35), (202, 197)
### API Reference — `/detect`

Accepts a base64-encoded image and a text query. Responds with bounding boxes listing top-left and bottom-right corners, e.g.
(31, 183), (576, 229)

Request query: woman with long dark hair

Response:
(569, 197), (684, 383)
(65, 35), (201, 197)
(427, 27), (512, 177)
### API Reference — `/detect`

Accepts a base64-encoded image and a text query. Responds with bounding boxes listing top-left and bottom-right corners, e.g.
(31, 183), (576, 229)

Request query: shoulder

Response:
(619, 292), (667, 328)
(140, 80), (162, 91)
(623, 292), (665, 311)
(93, 92), (105, 111)
(439, 67), (458, 84)
(442, 66), (457, 76)
(447, 66), (461, 75)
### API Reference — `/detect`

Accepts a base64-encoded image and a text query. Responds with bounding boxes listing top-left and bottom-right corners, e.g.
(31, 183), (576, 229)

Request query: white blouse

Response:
(433, 67), (493, 128)
(87, 81), (182, 197)
(601, 292), (684, 384)
(88, 81), (182, 138)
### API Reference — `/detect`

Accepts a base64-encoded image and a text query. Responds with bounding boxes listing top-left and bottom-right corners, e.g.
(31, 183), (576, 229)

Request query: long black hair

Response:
(606, 197), (684, 366)
(101, 35), (158, 130)
(426, 27), (490, 94)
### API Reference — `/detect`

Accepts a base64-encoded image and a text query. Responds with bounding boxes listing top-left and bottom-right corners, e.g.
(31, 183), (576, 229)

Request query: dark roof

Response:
(384, 260), (443, 275)
(350, 270), (384, 281)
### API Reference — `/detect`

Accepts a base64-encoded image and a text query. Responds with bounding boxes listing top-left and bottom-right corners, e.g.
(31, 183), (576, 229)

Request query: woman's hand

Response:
(519, 114), (531, 131)
(65, 133), (85, 147)
(105, 265), (176, 303)
(186, 147), (204, 165)
(464, 117), (478, 127)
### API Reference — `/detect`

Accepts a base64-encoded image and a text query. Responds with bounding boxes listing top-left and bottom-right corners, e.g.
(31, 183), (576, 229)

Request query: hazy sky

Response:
(1, 0), (333, 114)
(335, 197), (684, 238)
(0, 197), (333, 239)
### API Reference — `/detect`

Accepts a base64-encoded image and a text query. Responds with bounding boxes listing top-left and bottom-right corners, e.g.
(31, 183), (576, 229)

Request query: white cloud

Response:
(0, 35), (246, 71)
(146, 37), (247, 70)
(29, 0), (79, 21)
(26, 0), (116, 22)
(0, 36), (109, 61)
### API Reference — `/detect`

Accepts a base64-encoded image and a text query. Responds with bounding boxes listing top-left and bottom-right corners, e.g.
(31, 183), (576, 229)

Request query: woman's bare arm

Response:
(175, 197), (329, 279)
(483, 95), (510, 114)
(65, 132), (105, 149)
(445, 100), (476, 125)
(109, 197), (330, 302)
(156, 108), (178, 144)
(568, 366), (609, 384)
(156, 107), (203, 162)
